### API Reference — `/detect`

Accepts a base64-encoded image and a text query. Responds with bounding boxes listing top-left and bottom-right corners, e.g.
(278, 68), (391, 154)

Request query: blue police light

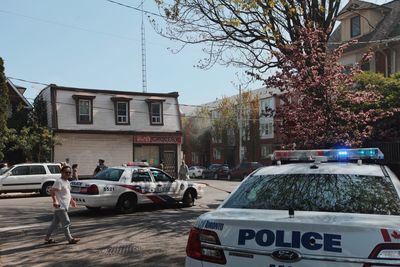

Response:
(273, 148), (384, 161)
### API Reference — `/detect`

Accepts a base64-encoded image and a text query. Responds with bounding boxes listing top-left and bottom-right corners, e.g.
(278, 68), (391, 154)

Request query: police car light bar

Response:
(273, 148), (384, 161)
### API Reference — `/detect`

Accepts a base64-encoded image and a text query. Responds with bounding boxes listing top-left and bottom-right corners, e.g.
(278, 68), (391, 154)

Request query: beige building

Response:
(38, 85), (182, 176)
(330, 0), (400, 76)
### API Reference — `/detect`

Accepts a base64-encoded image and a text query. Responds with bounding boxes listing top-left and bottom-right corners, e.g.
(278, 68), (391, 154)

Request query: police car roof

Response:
(254, 162), (385, 177)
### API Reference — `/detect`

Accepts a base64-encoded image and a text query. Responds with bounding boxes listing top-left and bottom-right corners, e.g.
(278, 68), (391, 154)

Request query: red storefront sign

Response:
(134, 135), (182, 144)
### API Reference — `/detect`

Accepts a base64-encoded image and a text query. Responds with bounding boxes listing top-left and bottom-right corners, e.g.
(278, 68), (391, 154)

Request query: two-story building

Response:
(330, 0), (400, 75)
(37, 84), (183, 176)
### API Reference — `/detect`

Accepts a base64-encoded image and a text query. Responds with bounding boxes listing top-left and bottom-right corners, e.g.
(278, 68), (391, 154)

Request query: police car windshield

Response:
(94, 168), (124, 181)
(223, 174), (400, 215)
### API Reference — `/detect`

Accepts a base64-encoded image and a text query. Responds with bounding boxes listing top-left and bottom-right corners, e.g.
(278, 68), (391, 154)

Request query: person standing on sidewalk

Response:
(179, 160), (189, 180)
(44, 165), (80, 244)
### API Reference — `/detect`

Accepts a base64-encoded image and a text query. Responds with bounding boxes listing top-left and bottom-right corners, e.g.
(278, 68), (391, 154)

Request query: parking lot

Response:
(0, 179), (240, 267)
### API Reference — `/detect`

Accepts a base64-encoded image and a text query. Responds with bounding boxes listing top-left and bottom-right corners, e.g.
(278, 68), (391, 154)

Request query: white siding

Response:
(54, 133), (133, 176)
(55, 90), (181, 132)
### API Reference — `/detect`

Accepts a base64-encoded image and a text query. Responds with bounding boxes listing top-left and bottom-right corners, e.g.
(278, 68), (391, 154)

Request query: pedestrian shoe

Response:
(68, 238), (80, 244)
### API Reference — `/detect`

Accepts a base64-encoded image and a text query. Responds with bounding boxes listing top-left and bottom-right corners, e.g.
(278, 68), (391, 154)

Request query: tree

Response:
(0, 57), (10, 160)
(8, 95), (60, 162)
(154, 0), (341, 72)
(265, 26), (396, 148)
(236, 91), (260, 161)
(181, 106), (212, 164)
(354, 72), (400, 141)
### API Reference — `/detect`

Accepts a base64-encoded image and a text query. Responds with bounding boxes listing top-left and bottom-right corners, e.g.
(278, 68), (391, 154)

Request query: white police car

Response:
(70, 165), (204, 213)
(185, 148), (400, 267)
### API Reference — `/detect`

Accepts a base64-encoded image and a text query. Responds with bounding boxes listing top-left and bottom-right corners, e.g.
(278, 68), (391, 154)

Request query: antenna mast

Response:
(141, 1), (147, 92)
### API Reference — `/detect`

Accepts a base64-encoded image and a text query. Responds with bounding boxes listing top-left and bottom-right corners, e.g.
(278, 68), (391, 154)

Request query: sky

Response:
(0, 0), (392, 106)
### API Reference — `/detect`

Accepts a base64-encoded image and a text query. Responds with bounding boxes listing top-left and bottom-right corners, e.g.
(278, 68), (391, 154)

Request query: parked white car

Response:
(70, 166), (205, 213)
(0, 163), (61, 196)
(188, 166), (205, 178)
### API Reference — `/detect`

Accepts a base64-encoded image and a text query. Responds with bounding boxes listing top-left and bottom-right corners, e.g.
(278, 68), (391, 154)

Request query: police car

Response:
(185, 148), (400, 267)
(70, 164), (205, 213)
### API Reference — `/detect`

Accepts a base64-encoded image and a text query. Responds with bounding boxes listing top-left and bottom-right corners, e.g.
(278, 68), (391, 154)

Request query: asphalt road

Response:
(0, 179), (240, 267)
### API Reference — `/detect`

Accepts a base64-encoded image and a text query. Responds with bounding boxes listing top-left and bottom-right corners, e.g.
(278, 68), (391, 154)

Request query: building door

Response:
(163, 151), (176, 178)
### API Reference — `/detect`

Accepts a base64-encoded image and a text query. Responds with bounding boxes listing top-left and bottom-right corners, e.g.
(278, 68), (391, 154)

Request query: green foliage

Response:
(354, 72), (400, 141)
(0, 57), (10, 160)
(9, 126), (59, 162)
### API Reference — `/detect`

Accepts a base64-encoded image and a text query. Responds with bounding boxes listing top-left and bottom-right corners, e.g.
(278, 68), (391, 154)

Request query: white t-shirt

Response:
(52, 178), (71, 210)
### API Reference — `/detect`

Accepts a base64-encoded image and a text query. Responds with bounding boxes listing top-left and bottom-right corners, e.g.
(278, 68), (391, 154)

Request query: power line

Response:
(105, 0), (164, 18)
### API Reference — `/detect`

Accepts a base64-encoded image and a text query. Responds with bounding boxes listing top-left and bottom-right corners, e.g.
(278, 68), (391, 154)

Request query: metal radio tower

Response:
(141, 1), (147, 92)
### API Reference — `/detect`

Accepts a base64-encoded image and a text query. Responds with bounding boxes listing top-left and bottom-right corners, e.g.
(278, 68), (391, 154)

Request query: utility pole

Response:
(141, 1), (147, 92)
(238, 85), (243, 163)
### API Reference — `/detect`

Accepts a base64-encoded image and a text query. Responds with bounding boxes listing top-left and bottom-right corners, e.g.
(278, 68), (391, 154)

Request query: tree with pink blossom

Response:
(264, 26), (397, 149)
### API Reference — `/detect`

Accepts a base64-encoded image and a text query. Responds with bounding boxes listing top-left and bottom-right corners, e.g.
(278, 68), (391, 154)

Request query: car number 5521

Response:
(104, 186), (115, 192)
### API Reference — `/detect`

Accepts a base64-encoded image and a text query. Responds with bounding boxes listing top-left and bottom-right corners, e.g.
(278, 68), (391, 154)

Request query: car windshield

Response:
(223, 173), (400, 215)
(209, 164), (220, 169)
(94, 168), (124, 181)
(0, 167), (10, 175)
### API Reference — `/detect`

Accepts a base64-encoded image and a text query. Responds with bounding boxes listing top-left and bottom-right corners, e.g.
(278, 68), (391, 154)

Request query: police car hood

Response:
(196, 208), (400, 257)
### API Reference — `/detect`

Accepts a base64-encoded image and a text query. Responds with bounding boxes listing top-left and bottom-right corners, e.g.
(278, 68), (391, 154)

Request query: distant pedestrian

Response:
(70, 164), (78, 181)
(93, 159), (107, 176)
(44, 165), (80, 244)
(65, 158), (70, 166)
(179, 160), (189, 180)
(159, 160), (164, 171)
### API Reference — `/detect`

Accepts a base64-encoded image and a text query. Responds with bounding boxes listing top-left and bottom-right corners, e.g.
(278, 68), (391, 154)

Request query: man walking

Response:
(44, 165), (80, 244)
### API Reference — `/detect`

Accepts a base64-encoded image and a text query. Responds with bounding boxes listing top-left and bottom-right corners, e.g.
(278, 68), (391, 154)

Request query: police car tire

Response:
(182, 191), (194, 207)
(41, 182), (54, 196)
(117, 194), (137, 213)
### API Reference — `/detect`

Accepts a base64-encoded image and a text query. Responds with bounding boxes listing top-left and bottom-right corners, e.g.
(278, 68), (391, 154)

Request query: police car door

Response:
(150, 169), (180, 202)
(130, 169), (156, 204)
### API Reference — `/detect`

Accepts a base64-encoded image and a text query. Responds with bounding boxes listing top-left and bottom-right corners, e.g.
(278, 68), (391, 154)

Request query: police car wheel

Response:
(41, 182), (54, 196)
(182, 191), (194, 207)
(117, 194), (137, 213)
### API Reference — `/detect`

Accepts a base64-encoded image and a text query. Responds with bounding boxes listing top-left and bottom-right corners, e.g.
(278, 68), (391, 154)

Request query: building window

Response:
(117, 102), (128, 123)
(72, 95), (96, 124)
(260, 121), (274, 139)
(111, 96), (132, 125)
(260, 97), (274, 116)
(151, 102), (162, 124)
(146, 98), (165, 125)
(261, 144), (273, 159)
(213, 148), (221, 160)
(79, 99), (91, 123)
(351, 15), (361, 38)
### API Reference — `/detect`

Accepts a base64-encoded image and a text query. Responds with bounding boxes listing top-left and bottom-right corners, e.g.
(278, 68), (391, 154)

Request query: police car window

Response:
(132, 171), (151, 182)
(94, 168), (124, 181)
(152, 170), (172, 182)
(223, 174), (400, 215)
